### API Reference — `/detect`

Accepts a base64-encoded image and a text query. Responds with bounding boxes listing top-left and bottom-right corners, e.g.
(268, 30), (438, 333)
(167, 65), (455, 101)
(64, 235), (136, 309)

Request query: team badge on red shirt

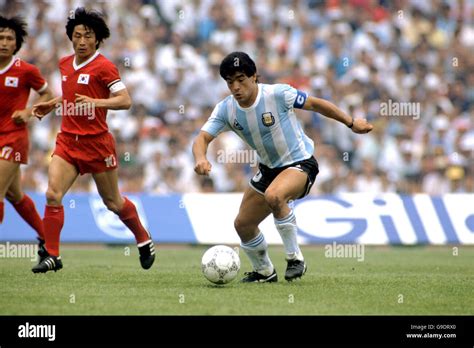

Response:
(5, 76), (19, 87)
(77, 74), (90, 84)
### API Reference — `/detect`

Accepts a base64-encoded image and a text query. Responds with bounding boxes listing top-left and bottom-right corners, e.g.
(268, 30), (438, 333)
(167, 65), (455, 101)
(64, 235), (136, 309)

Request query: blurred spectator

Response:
(2, 0), (472, 194)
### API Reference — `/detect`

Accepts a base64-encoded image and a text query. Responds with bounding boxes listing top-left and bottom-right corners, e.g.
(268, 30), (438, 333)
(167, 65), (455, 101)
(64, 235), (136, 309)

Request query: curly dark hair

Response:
(66, 7), (110, 49)
(0, 15), (28, 54)
(219, 51), (259, 83)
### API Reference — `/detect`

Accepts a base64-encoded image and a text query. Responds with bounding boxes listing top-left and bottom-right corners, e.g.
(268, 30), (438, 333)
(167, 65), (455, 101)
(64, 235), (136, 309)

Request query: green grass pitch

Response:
(0, 245), (472, 315)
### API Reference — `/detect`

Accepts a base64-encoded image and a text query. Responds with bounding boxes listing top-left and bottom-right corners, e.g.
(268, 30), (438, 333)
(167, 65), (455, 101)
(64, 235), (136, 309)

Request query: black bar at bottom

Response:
(0, 315), (472, 346)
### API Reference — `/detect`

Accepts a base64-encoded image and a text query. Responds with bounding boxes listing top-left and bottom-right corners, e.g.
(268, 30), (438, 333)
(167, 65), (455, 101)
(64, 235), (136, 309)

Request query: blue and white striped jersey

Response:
(202, 83), (314, 168)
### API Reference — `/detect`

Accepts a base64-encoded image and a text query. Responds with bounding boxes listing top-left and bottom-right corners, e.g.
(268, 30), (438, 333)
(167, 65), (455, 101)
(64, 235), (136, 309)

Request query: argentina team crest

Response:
(261, 112), (275, 127)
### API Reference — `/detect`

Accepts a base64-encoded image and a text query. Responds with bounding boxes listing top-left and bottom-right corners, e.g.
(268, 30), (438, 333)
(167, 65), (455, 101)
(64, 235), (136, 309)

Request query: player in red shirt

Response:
(31, 8), (155, 273)
(0, 16), (53, 260)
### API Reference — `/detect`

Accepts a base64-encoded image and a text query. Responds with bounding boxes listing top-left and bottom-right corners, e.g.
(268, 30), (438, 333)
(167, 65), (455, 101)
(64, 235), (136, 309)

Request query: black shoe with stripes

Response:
(37, 238), (48, 263)
(138, 241), (155, 270)
(32, 255), (63, 273)
(241, 269), (278, 283)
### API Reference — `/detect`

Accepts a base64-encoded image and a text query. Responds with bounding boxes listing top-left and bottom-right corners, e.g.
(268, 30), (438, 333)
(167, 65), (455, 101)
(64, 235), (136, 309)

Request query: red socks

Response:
(0, 201), (3, 223)
(118, 197), (151, 244)
(16, 197), (148, 257)
(12, 194), (44, 240)
(43, 205), (64, 256)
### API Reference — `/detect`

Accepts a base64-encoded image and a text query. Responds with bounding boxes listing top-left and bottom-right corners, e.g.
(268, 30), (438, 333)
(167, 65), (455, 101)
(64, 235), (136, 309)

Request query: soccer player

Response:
(0, 15), (53, 260)
(193, 52), (373, 282)
(31, 8), (154, 273)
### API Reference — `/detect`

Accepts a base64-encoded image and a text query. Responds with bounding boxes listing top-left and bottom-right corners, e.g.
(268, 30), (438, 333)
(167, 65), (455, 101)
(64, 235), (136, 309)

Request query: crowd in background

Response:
(2, 0), (473, 194)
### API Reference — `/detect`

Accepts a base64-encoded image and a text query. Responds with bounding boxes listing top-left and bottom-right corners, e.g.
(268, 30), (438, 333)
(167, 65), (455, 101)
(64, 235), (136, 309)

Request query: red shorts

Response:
(0, 129), (29, 164)
(53, 131), (118, 175)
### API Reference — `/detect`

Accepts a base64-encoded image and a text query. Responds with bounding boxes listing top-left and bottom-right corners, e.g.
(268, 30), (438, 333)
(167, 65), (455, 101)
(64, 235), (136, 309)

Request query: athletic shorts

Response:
(53, 131), (118, 175)
(0, 129), (29, 164)
(249, 156), (319, 199)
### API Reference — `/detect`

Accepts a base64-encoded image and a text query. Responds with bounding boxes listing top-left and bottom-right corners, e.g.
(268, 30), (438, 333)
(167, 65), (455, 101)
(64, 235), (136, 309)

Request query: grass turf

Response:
(0, 245), (472, 315)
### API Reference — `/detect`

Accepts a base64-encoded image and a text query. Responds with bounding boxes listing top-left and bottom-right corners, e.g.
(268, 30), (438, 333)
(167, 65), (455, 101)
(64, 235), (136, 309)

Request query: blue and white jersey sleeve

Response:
(201, 102), (230, 137)
(275, 84), (308, 110)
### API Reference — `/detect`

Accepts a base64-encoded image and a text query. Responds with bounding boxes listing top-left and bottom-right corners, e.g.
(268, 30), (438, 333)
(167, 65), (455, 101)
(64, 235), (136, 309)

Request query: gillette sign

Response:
(1, 193), (473, 245)
(293, 194), (474, 244)
(183, 193), (474, 245)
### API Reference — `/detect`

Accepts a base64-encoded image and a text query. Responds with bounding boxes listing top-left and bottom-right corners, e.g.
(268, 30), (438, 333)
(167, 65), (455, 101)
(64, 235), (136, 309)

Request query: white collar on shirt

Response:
(73, 50), (100, 71)
(0, 56), (18, 75)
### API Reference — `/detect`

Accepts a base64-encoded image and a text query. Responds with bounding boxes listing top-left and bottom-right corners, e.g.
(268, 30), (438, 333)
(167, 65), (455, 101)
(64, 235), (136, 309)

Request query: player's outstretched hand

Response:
(194, 159), (212, 176)
(32, 99), (57, 119)
(11, 109), (31, 124)
(75, 93), (96, 106)
(351, 118), (373, 134)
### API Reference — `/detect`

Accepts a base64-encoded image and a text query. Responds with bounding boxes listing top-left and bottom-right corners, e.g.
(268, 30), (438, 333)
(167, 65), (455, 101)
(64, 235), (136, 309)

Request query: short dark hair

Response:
(0, 15), (28, 54)
(66, 7), (110, 49)
(219, 51), (258, 82)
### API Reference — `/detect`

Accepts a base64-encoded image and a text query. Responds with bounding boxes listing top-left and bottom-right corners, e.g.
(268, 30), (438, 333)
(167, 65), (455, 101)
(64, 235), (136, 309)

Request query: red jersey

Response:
(59, 52), (125, 136)
(0, 58), (48, 134)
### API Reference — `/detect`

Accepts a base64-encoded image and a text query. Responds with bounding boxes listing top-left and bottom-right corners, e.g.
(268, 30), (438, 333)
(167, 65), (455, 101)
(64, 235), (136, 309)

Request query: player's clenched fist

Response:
(194, 159), (212, 176)
(351, 118), (373, 134)
(11, 109), (31, 124)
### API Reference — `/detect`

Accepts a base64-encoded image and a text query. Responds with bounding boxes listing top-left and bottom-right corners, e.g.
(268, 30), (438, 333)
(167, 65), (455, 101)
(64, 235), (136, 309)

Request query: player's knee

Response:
(234, 217), (244, 233)
(264, 190), (284, 211)
(234, 217), (255, 238)
(45, 187), (63, 205)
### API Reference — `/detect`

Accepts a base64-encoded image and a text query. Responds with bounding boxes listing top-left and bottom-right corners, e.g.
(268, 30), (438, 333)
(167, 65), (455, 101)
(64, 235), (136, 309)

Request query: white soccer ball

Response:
(201, 245), (240, 284)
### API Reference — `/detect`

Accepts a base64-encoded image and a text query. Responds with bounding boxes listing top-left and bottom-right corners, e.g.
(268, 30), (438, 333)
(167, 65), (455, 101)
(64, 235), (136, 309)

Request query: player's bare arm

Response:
(192, 131), (214, 176)
(75, 88), (131, 110)
(12, 86), (53, 124)
(302, 96), (373, 134)
(32, 96), (61, 119)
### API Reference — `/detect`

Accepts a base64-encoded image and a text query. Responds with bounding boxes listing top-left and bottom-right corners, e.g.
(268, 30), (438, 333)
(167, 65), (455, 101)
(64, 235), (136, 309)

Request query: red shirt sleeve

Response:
(27, 64), (47, 92)
(99, 61), (122, 90)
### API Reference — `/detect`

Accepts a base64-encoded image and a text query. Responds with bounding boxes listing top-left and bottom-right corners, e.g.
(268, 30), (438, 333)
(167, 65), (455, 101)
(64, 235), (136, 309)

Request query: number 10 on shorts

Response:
(104, 154), (116, 168)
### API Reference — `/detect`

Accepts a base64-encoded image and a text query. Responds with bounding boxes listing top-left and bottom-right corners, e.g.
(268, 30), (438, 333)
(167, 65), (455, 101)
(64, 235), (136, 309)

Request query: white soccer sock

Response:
(274, 210), (304, 261)
(240, 232), (274, 276)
